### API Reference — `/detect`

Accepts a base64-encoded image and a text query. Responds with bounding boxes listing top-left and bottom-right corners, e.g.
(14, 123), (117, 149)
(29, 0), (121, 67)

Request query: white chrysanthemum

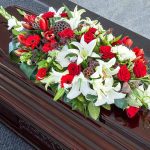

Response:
(111, 45), (136, 61)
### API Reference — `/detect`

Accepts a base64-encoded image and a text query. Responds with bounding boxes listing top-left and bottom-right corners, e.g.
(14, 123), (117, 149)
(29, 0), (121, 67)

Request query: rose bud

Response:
(44, 30), (55, 41)
(121, 36), (133, 47)
(15, 49), (29, 56)
(39, 18), (48, 31)
(126, 106), (140, 118)
(17, 34), (26, 45)
(22, 22), (33, 30)
(36, 68), (47, 80)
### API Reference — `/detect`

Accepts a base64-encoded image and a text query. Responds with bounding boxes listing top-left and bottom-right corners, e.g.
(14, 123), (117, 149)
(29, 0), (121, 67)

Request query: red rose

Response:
(36, 68), (47, 80)
(25, 35), (40, 49)
(44, 30), (55, 41)
(39, 18), (48, 31)
(88, 27), (97, 34)
(58, 28), (74, 39)
(84, 31), (95, 43)
(42, 39), (57, 53)
(117, 65), (131, 82)
(60, 12), (68, 18)
(126, 106), (140, 118)
(68, 63), (80, 75)
(132, 47), (144, 59)
(99, 46), (115, 59)
(121, 36), (133, 47)
(133, 60), (147, 78)
(24, 14), (36, 23)
(111, 39), (122, 46)
(61, 74), (74, 88)
(18, 34), (26, 45)
(42, 11), (55, 19)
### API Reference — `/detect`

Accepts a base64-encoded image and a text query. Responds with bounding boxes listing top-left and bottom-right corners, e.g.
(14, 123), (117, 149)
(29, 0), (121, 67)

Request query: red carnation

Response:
(133, 60), (147, 78)
(36, 68), (47, 80)
(44, 30), (55, 41)
(84, 31), (95, 43)
(61, 74), (74, 88)
(39, 18), (48, 31)
(42, 39), (57, 53)
(121, 36), (133, 47)
(117, 65), (131, 82)
(88, 27), (97, 34)
(132, 47), (144, 59)
(60, 12), (68, 18)
(58, 28), (74, 39)
(25, 35), (40, 49)
(18, 34), (26, 45)
(68, 63), (80, 76)
(42, 11), (55, 19)
(99, 46), (115, 59)
(126, 106), (140, 118)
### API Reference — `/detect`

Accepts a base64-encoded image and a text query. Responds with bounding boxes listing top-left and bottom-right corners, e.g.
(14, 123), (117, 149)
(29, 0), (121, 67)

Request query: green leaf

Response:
(54, 88), (65, 101)
(114, 98), (128, 109)
(65, 53), (77, 58)
(63, 4), (73, 18)
(37, 60), (48, 69)
(86, 94), (98, 102)
(12, 29), (26, 36)
(20, 63), (37, 80)
(110, 35), (122, 44)
(17, 8), (26, 16)
(102, 104), (111, 110)
(88, 102), (100, 120)
(53, 61), (63, 70)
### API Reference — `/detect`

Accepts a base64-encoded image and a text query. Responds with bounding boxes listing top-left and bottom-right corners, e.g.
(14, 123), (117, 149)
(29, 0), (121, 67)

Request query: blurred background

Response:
(0, 0), (150, 149)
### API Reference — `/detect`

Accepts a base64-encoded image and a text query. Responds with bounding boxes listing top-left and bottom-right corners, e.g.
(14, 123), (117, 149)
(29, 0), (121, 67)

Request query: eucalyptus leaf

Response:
(54, 88), (65, 101)
(88, 102), (100, 120)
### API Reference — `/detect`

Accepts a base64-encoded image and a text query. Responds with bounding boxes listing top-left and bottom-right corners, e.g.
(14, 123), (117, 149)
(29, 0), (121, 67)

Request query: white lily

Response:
(92, 78), (126, 106)
(41, 68), (68, 90)
(70, 35), (98, 65)
(91, 57), (120, 78)
(111, 45), (136, 61)
(67, 73), (96, 99)
(63, 6), (85, 29)
(48, 7), (65, 17)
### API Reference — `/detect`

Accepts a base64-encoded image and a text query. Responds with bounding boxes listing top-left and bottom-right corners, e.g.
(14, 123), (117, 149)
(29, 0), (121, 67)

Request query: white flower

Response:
(67, 73), (96, 99)
(91, 58), (120, 78)
(111, 45), (136, 61)
(92, 78), (126, 106)
(63, 6), (85, 29)
(70, 35), (98, 64)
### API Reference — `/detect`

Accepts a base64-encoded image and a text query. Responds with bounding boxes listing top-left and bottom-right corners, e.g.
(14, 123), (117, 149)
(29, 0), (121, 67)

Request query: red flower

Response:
(60, 12), (68, 18)
(25, 35), (40, 49)
(36, 68), (47, 80)
(88, 27), (97, 34)
(117, 65), (131, 82)
(68, 63), (80, 75)
(42, 11), (55, 19)
(39, 18), (48, 31)
(15, 49), (29, 56)
(18, 34), (26, 45)
(61, 74), (74, 88)
(42, 39), (57, 53)
(133, 60), (147, 78)
(126, 106), (140, 118)
(24, 14), (36, 23)
(121, 36), (133, 47)
(99, 46), (115, 59)
(58, 28), (74, 39)
(84, 31), (95, 43)
(44, 30), (55, 41)
(132, 47), (144, 59)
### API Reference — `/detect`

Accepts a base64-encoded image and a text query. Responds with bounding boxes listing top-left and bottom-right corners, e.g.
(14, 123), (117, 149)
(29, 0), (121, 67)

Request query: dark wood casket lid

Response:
(0, 1), (150, 149)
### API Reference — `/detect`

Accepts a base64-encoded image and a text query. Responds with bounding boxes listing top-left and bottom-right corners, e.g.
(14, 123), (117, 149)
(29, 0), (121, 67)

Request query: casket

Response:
(0, 0), (150, 149)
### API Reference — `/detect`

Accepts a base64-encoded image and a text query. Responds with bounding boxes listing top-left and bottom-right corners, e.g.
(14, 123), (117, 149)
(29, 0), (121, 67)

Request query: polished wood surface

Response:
(0, 1), (150, 149)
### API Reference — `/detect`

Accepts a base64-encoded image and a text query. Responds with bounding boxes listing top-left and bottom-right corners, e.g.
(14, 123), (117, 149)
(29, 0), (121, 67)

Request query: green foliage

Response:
(37, 60), (49, 69)
(63, 4), (73, 18)
(110, 35), (122, 44)
(102, 104), (111, 110)
(88, 102), (100, 120)
(54, 88), (65, 101)
(17, 8), (26, 16)
(86, 94), (98, 102)
(20, 52), (32, 63)
(114, 98), (128, 109)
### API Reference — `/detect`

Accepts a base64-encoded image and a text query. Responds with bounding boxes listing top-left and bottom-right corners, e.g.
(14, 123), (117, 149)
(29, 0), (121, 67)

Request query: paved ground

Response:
(0, 0), (150, 149)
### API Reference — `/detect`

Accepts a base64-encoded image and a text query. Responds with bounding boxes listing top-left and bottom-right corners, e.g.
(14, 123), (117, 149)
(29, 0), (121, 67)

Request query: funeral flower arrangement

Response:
(0, 5), (150, 120)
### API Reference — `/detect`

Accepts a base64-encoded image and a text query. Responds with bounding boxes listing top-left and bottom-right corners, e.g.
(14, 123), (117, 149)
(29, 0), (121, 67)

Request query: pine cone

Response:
(54, 21), (71, 35)
(83, 67), (94, 78)
(89, 59), (99, 69)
